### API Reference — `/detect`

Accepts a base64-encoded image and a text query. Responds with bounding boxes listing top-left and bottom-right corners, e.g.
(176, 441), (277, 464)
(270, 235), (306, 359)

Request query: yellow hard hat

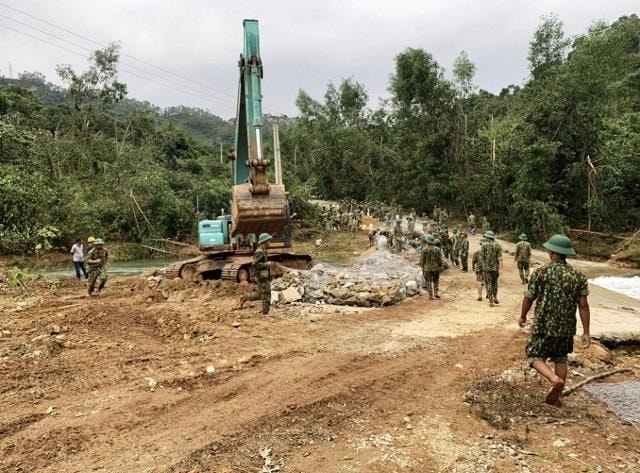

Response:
(87, 236), (96, 243)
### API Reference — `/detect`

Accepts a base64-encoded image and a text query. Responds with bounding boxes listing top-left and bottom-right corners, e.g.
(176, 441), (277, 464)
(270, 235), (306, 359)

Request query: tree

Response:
(56, 43), (127, 110)
(527, 13), (569, 78)
(452, 51), (476, 99)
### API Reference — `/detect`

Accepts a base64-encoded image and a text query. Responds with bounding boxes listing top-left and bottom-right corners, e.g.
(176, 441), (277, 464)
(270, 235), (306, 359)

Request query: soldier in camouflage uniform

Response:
(472, 239), (487, 301)
(368, 229), (377, 247)
(441, 230), (452, 261)
(240, 233), (273, 315)
(468, 213), (476, 234)
(420, 234), (442, 299)
(406, 217), (415, 237)
(480, 231), (503, 307)
(86, 238), (108, 296)
(514, 233), (532, 284)
(459, 232), (470, 272)
(481, 216), (490, 233)
(451, 229), (460, 267)
(392, 218), (404, 253)
(519, 234), (591, 407)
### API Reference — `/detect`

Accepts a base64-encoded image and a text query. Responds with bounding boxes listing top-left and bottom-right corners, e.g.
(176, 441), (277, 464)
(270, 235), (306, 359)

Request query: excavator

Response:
(165, 19), (311, 282)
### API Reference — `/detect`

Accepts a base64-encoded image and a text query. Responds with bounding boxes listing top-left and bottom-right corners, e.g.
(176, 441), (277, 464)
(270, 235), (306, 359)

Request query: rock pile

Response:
(272, 247), (424, 307)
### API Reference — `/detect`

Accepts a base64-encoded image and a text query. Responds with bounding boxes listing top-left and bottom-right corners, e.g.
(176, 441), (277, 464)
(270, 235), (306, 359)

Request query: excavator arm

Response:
(230, 19), (287, 238)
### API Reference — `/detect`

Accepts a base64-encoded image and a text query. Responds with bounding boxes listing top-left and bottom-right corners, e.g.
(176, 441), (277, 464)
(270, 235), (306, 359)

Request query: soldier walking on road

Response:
(392, 218), (404, 253)
(240, 233), (273, 315)
(480, 231), (503, 307)
(406, 217), (415, 237)
(86, 238), (108, 296)
(518, 234), (591, 407)
(472, 239), (487, 301)
(451, 228), (460, 266)
(481, 216), (490, 233)
(515, 233), (532, 284)
(420, 234), (442, 300)
(459, 232), (470, 272)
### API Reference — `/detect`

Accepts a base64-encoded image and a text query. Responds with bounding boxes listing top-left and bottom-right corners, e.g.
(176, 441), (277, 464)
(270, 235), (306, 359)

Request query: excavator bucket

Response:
(231, 183), (287, 236)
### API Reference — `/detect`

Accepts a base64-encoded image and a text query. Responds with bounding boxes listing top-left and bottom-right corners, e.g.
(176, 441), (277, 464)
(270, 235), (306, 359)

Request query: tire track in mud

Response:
(4, 328), (512, 473)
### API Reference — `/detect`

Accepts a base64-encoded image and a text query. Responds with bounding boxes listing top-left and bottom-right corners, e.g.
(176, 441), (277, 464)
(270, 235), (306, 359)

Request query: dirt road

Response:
(1, 235), (639, 472)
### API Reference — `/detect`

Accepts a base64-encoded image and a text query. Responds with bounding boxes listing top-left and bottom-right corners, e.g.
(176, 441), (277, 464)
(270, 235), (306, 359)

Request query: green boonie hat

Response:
(519, 233), (528, 241)
(483, 230), (496, 240)
(434, 238), (441, 245)
(257, 233), (272, 246)
(94, 238), (105, 245)
(424, 234), (436, 244)
(543, 234), (576, 256)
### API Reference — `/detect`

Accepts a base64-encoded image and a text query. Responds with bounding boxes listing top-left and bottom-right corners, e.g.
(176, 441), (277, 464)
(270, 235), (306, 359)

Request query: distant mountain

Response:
(0, 73), (235, 145)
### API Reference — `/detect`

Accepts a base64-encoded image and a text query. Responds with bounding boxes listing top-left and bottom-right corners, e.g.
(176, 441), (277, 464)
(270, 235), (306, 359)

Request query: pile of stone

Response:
(271, 247), (424, 307)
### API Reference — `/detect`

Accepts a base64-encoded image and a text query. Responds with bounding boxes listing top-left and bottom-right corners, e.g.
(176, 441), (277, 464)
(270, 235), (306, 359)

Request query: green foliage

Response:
(282, 13), (640, 237)
(528, 13), (570, 78)
(7, 266), (32, 288)
(0, 49), (232, 255)
(56, 43), (127, 110)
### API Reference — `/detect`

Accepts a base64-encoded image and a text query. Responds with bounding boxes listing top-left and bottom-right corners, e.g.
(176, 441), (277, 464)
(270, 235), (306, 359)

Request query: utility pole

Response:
(219, 142), (223, 164)
(272, 121), (282, 185)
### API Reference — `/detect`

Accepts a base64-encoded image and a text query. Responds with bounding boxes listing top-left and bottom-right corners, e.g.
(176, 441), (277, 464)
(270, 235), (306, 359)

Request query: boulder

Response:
(405, 280), (419, 296)
(306, 288), (324, 301)
(279, 287), (302, 303)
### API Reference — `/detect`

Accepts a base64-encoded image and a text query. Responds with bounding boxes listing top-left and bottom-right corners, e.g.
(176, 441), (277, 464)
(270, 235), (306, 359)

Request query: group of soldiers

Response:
(319, 201), (366, 233)
(244, 204), (592, 409)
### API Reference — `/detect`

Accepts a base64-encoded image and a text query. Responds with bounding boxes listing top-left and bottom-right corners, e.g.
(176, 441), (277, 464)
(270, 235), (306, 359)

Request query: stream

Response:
(37, 258), (178, 279)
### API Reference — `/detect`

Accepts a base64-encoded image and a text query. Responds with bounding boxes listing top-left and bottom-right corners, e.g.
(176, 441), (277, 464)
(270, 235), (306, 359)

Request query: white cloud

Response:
(0, 0), (636, 118)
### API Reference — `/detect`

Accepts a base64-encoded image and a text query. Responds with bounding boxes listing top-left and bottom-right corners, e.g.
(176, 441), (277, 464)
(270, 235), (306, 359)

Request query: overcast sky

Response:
(0, 0), (637, 118)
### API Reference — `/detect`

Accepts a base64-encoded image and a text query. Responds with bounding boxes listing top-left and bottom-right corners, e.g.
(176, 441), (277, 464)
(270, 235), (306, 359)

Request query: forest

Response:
(0, 13), (638, 254)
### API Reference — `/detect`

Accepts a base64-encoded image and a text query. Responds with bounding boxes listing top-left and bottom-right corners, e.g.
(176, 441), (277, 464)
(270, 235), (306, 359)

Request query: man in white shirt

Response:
(70, 238), (88, 280)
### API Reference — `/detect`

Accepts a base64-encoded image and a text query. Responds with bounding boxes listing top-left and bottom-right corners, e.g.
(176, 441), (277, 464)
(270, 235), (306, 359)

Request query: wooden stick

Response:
(563, 368), (633, 396)
(150, 238), (199, 249)
(568, 228), (627, 240)
(137, 244), (179, 256)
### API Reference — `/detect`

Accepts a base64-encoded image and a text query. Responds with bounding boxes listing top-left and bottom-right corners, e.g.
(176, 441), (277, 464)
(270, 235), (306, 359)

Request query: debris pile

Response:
(272, 247), (424, 307)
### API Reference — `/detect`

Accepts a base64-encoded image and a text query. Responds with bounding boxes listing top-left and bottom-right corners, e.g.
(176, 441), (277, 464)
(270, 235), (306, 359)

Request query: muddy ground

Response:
(1, 233), (639, 473)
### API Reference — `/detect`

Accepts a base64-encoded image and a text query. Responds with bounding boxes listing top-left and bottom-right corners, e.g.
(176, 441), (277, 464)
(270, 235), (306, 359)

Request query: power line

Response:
(0, 1), (236, 100)
(0, 11), (236, 107)
(0, 22), (236, 111)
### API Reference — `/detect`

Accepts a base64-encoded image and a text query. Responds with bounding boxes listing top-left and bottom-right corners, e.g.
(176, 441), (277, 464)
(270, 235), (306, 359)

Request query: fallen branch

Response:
(563, 368), (633, 396)
(150, 238), (199, 250)
(569, 228), (627, 240)
(612, 228), (640, 255)
(137, 244), (179, 256)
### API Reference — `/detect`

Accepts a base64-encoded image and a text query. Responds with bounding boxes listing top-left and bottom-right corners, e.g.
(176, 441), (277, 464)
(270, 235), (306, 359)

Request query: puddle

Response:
(585, 380), (640, 424)
(37, 258), (178, 279)
(590, 276), (640, 300)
